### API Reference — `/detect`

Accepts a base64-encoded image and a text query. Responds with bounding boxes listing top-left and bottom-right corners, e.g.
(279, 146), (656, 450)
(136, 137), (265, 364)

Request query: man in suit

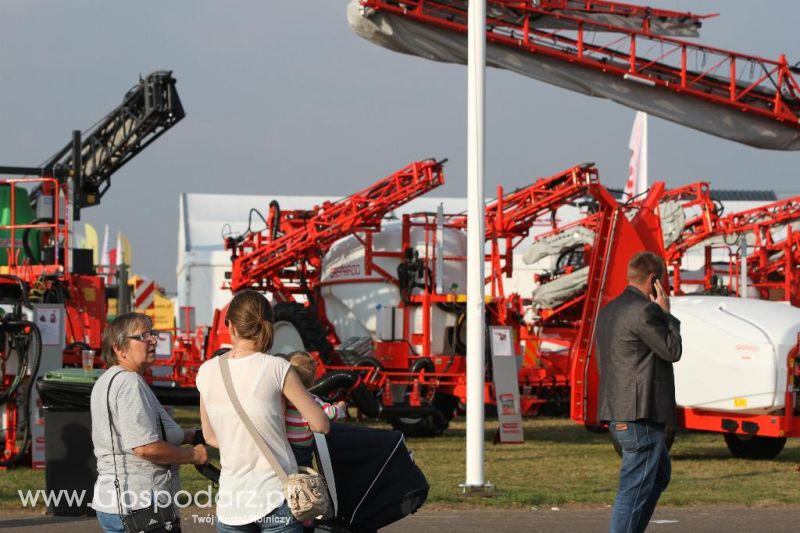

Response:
(595, 251), (682, 533)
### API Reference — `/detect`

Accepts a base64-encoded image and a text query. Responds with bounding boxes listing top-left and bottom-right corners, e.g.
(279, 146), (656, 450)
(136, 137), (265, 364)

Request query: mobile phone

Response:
(650, 277), (658, 298)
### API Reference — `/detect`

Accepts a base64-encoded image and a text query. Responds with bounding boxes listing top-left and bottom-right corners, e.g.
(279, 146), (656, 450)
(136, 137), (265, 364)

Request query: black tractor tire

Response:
(611, 423), (676, 457)
(272, 302), (334, 364)
(723, 433), (787, 460)
(433, 393), (460, 422)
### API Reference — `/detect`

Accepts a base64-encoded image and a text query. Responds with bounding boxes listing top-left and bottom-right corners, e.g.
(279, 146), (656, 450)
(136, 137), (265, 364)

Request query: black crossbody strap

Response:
(105, 369), (126, 516)
(106, 369), (171, 516)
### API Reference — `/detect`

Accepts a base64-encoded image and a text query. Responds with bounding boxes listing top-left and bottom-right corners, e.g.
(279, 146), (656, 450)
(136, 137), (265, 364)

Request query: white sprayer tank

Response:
(320, 222), (467, 353)
(671, 296), (799, 414)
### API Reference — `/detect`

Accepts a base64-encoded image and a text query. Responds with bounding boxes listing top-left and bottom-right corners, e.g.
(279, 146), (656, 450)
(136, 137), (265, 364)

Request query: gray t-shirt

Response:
(90, 366), (184, 514)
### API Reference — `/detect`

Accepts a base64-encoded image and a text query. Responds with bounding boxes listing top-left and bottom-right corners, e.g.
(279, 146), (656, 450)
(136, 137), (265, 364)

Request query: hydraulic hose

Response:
(309, 370), (358, 398)
(349, 381), (382, 418)
(22, 218), (64, 265)
(0, 320), (42, 467)
(269, 200), (281, 241)
(0, 321), (41, 403)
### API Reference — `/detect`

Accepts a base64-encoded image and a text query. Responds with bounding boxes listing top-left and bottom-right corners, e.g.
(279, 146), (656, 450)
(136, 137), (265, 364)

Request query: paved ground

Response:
(1, 506), (799, 532)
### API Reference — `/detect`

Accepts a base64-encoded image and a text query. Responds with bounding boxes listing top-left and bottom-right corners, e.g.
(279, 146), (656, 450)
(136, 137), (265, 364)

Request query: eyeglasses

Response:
(127, 330), (162, 342)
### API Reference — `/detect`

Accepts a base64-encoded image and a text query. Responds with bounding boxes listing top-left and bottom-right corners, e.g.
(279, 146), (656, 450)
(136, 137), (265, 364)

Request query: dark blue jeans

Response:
(608, 420), (671, 533)
(291, 444), (314, 469)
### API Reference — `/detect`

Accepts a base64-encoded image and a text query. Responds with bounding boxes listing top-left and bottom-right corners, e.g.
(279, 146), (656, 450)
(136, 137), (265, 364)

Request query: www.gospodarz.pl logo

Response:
(17, 487), (285, 511)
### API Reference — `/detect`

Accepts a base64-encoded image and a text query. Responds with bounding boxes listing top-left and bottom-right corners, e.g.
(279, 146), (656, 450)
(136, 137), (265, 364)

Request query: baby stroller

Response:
(196, 422), (428, 532)
(311, 423), (428, 532)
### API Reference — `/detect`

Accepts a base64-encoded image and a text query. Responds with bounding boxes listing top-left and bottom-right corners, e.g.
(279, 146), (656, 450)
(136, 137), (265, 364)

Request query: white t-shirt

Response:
(195, 353), (296, 526)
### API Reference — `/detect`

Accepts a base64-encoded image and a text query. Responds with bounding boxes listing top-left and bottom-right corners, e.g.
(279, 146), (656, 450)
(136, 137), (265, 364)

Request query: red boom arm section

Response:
(535, 0), (714, 28)
(226, 159), (445, 297)
(356, 0), (800, 149)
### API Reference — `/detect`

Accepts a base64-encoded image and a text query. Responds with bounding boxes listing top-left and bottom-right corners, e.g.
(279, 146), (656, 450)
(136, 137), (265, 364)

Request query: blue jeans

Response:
(609, 420), (671, 533)
(96, 511), (124, 533)
(291, 444), (314, 469)
(217, 501), (301, 533)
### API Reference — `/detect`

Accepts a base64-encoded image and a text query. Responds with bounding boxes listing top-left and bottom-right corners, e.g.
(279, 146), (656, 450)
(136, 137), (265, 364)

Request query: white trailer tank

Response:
(671, 296), (800, 414)
(319, 221), (467, 354)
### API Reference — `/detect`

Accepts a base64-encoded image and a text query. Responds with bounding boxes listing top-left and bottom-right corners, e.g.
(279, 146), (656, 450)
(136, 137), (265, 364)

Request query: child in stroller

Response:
(285, 351), (347, 468)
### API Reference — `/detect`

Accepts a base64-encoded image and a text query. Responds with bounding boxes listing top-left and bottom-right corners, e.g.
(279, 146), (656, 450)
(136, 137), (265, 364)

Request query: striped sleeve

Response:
(284, 402), (313, 446)
(314, 395), (345, 421)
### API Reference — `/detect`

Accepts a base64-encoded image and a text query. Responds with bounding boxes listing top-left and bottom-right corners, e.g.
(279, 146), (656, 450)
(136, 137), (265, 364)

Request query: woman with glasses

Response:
(90, 312), (209, 533)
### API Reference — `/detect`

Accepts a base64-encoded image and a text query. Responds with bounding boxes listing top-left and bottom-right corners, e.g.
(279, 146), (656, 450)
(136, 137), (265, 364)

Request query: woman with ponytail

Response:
(196, 290), (329, 532)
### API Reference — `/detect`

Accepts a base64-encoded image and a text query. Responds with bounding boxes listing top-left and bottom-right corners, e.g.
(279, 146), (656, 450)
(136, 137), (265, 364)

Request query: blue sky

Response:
(1, 1), (797, 291)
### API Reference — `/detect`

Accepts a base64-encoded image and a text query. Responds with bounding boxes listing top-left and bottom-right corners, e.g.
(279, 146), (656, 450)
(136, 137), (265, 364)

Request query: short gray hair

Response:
(101, 313), (153, 366)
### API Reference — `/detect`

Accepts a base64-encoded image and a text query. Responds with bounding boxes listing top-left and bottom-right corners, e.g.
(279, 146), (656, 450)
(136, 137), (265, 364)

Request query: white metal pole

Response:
(464, 0), (486, 490)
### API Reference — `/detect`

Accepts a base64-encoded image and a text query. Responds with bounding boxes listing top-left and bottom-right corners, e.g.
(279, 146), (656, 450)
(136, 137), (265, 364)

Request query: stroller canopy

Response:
(314, 423), (428, 532)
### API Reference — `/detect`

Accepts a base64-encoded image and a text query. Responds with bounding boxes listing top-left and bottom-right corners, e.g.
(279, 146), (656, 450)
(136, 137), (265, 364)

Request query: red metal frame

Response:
(217, 151), (800, 441)
(536, 1), (715, 27)
(227, 159), (445, 296)
(1, 178), (67, 272)
(217, 162), (613, 415)
(361, 0), (800, 131)
(146, 325), (208, 387)
(210, 159), (446, 354)
(663, 183), (800, 305)
(0, 376), (20, 465)
(522, 181), (668, 424)
(0, 177), (107, 353)
(328, 165), (612, 413)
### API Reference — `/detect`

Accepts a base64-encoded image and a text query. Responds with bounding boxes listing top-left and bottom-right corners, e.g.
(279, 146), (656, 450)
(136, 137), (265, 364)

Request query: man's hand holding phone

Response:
(649, 278), (670, 313)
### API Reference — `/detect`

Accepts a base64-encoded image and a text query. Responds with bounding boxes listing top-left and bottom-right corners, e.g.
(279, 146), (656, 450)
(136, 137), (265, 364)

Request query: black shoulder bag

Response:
(106, 369), (181, 533)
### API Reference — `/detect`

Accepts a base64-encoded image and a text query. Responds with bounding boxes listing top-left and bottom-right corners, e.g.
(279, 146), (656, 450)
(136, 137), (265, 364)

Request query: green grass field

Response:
(2, 409), (799, 511)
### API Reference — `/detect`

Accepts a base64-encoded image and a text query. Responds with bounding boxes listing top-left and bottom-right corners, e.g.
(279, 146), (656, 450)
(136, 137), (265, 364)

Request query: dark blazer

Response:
(595, 285), (682, 425)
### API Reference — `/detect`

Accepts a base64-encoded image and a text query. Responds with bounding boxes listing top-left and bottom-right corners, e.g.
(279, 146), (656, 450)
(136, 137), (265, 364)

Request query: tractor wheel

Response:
(611, 423), (676, 457)
(723, 433), (786, 460)
(271, 302), (333, 364)
(388, 358), (456, 437)
(433, 393), (460, 422)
